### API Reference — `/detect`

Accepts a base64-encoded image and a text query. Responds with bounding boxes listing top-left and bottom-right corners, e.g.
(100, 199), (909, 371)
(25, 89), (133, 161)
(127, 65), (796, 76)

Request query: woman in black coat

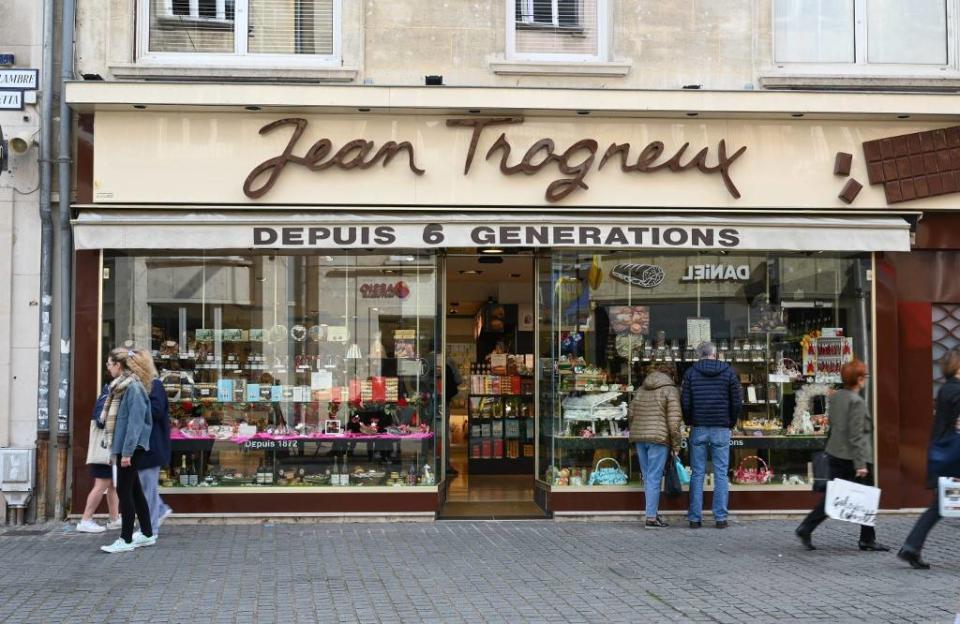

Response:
(897, 347), (960, 569)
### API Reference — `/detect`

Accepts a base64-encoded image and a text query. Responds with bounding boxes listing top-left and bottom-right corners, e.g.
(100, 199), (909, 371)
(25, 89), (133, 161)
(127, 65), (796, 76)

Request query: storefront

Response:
(65, 87), (951, 517)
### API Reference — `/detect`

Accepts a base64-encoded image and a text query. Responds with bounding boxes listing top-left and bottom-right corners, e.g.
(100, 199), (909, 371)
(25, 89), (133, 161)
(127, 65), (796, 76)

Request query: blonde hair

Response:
(941, 347), (960, 379)
(109, 346), (154, 388)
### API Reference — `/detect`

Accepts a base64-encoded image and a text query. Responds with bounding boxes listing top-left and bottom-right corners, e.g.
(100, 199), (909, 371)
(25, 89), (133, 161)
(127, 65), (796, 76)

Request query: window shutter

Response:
(533, 0), (552, 24)
(558, 0), (579, 27)
(248, 0), (335, 55)
(149, 0), (236, 53)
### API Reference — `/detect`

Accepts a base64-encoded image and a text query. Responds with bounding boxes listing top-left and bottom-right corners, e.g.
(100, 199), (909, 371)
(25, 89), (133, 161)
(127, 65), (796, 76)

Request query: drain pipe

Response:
(34, 0), (56, 524)
(54, 0), (78, 521)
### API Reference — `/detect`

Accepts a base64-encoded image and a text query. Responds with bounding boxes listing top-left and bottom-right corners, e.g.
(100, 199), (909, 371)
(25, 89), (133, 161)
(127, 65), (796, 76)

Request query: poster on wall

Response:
(607, 306), (650, 336)
(686, 317), (712, 348)
(518, 304), (534, 331)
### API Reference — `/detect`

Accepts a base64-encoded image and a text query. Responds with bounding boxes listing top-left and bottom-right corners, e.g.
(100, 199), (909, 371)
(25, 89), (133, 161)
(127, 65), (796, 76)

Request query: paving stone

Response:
(0, 518), (956, 622)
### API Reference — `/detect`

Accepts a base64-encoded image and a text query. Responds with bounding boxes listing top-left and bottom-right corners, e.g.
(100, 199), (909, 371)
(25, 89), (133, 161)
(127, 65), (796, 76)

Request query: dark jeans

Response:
(797, 455), (877, 543)
(903, 492), (941, 554)
(116, 449), (153, 543)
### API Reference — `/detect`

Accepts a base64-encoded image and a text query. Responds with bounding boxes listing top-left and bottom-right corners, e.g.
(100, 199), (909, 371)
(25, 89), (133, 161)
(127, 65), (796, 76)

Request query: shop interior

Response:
(441, 253), (543, 519)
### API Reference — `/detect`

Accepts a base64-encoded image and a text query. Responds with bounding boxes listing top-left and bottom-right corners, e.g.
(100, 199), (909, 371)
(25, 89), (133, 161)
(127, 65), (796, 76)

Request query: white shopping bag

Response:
(825, 478), (881, 527)
(939, 477), (960, 518)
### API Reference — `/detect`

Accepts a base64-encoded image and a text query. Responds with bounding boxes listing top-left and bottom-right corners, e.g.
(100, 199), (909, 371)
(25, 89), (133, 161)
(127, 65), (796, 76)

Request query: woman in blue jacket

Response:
(132, 349), (173, 534)
(99, 348), (157, 554)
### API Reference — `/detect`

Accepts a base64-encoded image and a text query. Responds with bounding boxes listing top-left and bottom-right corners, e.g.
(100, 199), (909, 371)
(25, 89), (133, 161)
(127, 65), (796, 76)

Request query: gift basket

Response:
(349, 469), (386, 486)
(587, 457), (628, 486)
(732, 455), (775, 485)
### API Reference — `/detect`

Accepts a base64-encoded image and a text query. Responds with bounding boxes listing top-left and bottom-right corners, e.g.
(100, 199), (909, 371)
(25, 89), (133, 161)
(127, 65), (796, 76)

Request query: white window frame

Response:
(136, 0), (342, 68)
(506, 0), (609, 63)
(771, 0), (960, 77)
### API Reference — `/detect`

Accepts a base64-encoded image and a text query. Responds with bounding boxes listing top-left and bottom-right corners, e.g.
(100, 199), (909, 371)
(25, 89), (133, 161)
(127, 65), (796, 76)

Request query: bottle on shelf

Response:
(178, 455), (190, 487)
(340, 455), (349, 485)
(332, 456), (340, 486)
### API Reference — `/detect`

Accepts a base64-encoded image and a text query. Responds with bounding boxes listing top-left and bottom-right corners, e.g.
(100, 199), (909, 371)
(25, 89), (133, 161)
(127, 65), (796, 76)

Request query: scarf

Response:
(100, 373), (136, 458)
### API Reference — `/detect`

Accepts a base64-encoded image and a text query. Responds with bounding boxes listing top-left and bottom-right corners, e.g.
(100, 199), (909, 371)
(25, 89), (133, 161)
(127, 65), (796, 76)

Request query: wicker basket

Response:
(732, 455), (775, 485)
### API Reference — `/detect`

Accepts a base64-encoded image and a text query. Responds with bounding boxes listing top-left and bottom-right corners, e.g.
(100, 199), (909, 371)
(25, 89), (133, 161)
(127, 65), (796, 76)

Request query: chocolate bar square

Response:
(838, 178), (863, 204)
(893, 136), (909, 157)
(883, 160), (899, 180)
(906, 133), (923, 154)
(900, 178), (917, 201)
(923, 153), (940, 174)
(866, 161), (885, 184)
(927, 174), (943, 195)
(896, 157), (912, 178)
(946, 126), (960, 148)
(834, 152), (853, 176)
(914, 176), (930, 198)
(885, 181), (903, 203)
(933, 129), (948, 150)
(880, 139), (896, 159)
(945, 172), (960, 194)
(863, 140), (882, 162)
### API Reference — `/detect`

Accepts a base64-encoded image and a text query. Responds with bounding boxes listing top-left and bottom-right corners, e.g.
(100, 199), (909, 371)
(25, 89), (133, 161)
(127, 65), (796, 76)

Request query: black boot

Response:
(795, 528), (816, 550)
(897, 548), (931, 569)
(858, 541), (890, 552)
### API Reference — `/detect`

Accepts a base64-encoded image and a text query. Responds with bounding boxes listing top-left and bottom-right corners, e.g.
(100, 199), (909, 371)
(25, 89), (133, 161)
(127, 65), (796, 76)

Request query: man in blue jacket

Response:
(681, 342), (742, 529)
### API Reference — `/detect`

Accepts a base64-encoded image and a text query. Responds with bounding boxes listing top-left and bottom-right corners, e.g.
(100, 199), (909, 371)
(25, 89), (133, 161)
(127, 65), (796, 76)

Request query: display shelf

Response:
(730, 435), (827, 450)
(554, 436), (631, 450)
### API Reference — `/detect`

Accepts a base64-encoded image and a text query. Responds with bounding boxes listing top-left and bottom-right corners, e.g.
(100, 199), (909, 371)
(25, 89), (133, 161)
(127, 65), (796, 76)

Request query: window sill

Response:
(110, 63), (359, 83)
(490, 60), (631, 77)
(759, 72), (960, 92)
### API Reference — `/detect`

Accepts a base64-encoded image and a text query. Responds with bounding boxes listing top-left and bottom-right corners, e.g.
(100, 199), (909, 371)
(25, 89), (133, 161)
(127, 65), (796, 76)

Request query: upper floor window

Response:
(773, 0), (956, 73)
(507, 0), (608, 62)
(138, 0), (340, 66)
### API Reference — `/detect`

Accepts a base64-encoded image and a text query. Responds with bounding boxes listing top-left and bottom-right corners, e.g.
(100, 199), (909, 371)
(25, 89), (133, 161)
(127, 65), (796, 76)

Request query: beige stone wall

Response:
(0, 0), (42, 457)
(73, 1), (777, 88)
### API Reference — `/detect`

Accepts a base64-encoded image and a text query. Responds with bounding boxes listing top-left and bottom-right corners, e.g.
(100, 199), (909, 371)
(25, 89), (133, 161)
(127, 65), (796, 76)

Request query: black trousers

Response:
(903, 492), (941, 554)
(116, 449), (153, 543)
(797, 455), (876, 543)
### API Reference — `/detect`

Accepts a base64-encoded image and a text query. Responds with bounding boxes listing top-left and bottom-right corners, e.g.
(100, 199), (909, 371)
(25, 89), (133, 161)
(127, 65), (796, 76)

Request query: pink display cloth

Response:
(171, 430), (433, 443)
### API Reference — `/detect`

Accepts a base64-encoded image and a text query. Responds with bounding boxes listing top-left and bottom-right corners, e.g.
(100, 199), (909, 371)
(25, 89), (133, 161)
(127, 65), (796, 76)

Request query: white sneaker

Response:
(157, 506), (173, 528)
(105, 518), (122, 530)
(131, 531), (157, 548)
(100, 538), (136, 554)
(76, 519), (106, 534)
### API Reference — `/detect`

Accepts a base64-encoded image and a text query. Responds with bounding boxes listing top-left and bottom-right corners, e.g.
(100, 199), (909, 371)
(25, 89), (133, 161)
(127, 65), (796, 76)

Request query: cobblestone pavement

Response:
(0, 516), (957, 624)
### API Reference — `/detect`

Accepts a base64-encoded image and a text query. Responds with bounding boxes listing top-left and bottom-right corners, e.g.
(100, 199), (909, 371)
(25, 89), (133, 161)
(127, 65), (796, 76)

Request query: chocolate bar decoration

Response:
(863, 125), (960, 204)
(834, 152), (852, 176)
(838, 179), (862, 204)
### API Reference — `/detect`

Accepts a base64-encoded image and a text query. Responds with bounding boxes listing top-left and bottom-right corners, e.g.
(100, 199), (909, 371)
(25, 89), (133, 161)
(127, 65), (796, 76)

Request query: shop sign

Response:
(680, 264), (751, 282)
(0, 90), (23, 111)
(252, 223), (742, 250)
(243, 116), (747, 203)
(242, 439), (300, 450)
(359, 281), (410, 299)
(610, 264), (666, 288)
(0, 69), (37, 90)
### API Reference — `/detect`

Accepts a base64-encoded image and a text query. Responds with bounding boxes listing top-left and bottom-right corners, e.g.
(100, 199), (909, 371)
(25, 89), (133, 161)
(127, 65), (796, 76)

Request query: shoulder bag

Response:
(85, 422), (112, 466)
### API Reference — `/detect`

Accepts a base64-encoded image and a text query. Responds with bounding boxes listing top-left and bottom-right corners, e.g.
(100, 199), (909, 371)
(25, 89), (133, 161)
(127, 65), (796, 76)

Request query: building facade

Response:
(0, 0), (42, 524)
(53, 1), (960, 519)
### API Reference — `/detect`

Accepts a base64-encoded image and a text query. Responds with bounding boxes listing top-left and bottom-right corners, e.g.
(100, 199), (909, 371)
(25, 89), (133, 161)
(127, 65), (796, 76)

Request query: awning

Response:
(72, 210), (911, 252)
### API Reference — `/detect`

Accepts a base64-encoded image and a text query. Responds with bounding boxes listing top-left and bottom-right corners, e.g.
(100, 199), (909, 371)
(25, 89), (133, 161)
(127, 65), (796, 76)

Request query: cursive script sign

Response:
(242, 116), (747, 203)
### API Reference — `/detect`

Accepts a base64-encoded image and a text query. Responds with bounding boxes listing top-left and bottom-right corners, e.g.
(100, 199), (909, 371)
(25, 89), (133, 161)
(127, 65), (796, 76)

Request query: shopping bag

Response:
(674, 456), (690, 486)
(938, 477), (960, 518)
(85, 423), (112, 466)
(825, 478), (880, 527)
(663, 455), (682, 497)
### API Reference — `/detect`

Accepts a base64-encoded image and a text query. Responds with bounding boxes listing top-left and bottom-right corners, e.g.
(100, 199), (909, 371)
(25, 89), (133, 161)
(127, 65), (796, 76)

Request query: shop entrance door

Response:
(439, 253), (545, 519)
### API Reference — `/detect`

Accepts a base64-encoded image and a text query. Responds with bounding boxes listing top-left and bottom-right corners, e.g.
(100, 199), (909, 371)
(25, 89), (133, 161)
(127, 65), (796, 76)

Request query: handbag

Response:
(927, 430), (960, 479)
(85, 422), (112, 466)
(811, 451), (830, 492)
(588, 457), (628, 486)
(938, 477), (960, 518)
(663, 454), (682, 497)
(674, 455), (691, 486)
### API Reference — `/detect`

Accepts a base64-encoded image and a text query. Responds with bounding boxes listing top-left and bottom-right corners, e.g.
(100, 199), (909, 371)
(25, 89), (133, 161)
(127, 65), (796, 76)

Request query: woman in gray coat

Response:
(795, 359), (889, 552)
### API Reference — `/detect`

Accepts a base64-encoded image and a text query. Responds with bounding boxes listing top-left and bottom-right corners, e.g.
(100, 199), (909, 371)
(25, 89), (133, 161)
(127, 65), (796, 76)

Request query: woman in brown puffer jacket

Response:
(629, 366), (683, 528)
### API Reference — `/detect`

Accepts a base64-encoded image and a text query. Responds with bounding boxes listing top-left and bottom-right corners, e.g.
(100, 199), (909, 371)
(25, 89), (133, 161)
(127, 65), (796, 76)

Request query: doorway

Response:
(440, 253), (545, 519)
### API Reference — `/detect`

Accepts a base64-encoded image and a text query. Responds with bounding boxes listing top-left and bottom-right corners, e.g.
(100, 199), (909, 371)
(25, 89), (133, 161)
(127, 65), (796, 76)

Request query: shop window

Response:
(139, 0), (340, 65)
(772, 0), (957, 74)
(101, 252), (439, 490)
(539, 252), (873, 492)
(507, 0), (608, 62)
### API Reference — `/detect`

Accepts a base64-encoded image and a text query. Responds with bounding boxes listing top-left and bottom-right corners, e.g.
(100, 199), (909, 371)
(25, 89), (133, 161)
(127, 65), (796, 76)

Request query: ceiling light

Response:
(481, 248), (504, 254)
(459, 269), (483, 275)
(897, 114), (911, 119)
(576, 111), (590, 116)
(245, 106), (261, 111)
(686, 112), (699, 117)
(358, 108), (371, 112)
(133, 105), (147, 110)
(382, 269), (397, 274)
(791, 113), (804, 118)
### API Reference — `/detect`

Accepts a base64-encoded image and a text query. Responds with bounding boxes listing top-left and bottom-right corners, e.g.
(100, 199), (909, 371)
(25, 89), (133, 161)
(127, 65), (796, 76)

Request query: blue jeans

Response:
(688, 427), (731, 522)
(138, 466), (172, 535)
(635, 442), (669, 519)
